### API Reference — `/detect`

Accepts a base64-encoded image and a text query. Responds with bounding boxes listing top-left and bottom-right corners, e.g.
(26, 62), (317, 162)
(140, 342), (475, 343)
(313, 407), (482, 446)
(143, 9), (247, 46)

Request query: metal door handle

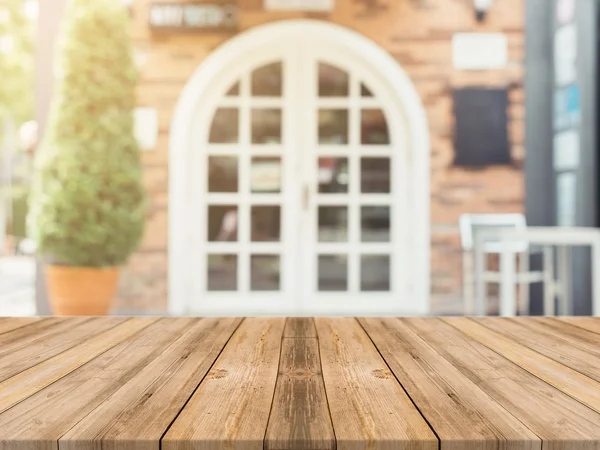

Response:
(303, 184), (310, 210)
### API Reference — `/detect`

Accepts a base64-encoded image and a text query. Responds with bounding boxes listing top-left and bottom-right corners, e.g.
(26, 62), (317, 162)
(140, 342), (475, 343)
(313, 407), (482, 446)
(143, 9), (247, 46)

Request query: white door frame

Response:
(168, 19), (431, 316)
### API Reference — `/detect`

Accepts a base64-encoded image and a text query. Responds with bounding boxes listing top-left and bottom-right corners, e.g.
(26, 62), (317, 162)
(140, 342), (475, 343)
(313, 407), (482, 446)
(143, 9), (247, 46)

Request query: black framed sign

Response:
(148, 3), (237, 31)
(452, 87), (510, 167)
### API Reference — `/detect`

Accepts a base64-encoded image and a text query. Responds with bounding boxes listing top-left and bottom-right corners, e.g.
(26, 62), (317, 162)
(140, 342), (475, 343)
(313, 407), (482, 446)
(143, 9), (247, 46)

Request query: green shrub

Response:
(0, 0), (35, 126)
(28, 0), (145, 267)
(10, 186), (29, 238)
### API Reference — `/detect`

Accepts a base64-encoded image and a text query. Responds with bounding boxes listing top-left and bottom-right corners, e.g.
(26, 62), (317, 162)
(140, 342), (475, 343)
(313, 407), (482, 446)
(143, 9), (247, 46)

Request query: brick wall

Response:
(116, 0), (525, 314)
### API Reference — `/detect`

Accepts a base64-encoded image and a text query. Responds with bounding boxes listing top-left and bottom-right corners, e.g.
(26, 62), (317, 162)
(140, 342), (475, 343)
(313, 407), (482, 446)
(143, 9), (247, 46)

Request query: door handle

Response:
(303, 184), (310, 211)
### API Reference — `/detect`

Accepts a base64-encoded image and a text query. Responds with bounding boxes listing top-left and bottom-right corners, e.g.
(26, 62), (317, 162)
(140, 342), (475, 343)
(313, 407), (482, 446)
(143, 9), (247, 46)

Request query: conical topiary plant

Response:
(27, 0), (146, 315)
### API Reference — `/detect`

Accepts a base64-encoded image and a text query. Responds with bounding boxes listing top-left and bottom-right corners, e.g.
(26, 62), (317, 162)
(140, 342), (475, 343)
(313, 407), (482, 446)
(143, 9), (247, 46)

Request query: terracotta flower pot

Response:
(45, 265), (120, 316)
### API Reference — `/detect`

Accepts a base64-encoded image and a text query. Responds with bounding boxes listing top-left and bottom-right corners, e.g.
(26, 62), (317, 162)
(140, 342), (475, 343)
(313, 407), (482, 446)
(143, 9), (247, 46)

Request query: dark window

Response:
(452, 87), (511, 167)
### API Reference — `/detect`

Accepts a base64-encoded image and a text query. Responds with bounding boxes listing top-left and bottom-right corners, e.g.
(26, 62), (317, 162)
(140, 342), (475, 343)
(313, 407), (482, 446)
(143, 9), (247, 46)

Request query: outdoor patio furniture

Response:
(459, 213), (554, 315)
(476, 226), (600, 316)
(1, 316), (600, 448)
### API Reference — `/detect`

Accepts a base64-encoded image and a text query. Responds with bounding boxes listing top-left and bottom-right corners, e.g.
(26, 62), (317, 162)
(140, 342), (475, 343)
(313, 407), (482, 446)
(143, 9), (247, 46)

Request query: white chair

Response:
(459, 213), (553, 315)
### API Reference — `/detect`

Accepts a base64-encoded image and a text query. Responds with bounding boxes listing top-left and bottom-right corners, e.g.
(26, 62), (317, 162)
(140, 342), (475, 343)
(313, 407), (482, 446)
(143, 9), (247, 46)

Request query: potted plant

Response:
(27, 0), (145, 315)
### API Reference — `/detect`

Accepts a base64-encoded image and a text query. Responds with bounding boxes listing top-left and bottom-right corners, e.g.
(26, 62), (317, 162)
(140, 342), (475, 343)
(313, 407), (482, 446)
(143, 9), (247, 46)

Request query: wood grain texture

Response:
(475, 317), (600, 383)
(555, 317), (600, 335)
(0, 317), (599, 450)
(283, 317), (317, 338)
(0, 317), (157, 415)
(530, 317), (600, 349)
(315, 317), (438, 450)
(446, 317), (600, 413)
(0, 318), (192, 450)
(0, 317), (128, 382)
(0, 317), (86, 353)
(59, 317), (242, 450)
(358, 317), (540, 450)
(162, 317), (286, 450)
(409, 318), (600, 447)
(0, 317), (42, 335)
(265, 318), (335, 450)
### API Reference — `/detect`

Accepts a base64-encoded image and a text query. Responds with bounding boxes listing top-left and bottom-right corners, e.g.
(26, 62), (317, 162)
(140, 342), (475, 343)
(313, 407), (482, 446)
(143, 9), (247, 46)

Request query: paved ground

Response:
(0, 256), (36, 316)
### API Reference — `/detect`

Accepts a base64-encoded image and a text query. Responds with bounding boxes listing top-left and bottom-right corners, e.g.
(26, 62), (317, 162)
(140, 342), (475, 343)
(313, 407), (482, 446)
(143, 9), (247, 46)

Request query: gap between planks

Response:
(451, 316), (600, 414)
(412, 317), (600, 447)
(354, 318), (445, 447)
(0, 317), (159, 414)
(154, 317), (246, 448)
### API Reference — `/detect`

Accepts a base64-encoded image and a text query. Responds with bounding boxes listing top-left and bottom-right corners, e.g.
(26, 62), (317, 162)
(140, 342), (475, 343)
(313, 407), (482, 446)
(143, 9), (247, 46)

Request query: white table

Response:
(474, 227), (600, 316)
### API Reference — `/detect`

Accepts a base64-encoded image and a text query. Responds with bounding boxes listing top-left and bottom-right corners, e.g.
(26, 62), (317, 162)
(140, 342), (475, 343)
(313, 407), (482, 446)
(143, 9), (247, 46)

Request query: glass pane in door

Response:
(318, 63), (349, 97)
(318, 109), (349, 144)
(318, 255), (348, 291)
(361, 206), (390, 242)
(207, 254), (237, 291)
(318, 206), (348, 242)
(208, 157), (238, 193)
(208, 206), (238, 241)
(360, 83), (374, 97)
(252, 108), (282, 144)
(251, 157), (281, 193)
(209, 108), (239, 143)
(251, 206), (281, 242)
(252, 62), (283, 97)
(360, 255), (390, 291)
(318, 157), (348, 193)
(361, 157), (390, 193)
(226, 81), (240, 96)
(361, 109), (390, 145)
(251, 255), (280, 291)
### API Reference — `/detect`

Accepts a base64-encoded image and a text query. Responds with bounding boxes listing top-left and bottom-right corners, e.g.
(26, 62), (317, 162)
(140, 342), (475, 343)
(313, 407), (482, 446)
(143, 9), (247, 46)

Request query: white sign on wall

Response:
(556, 172), (577, 226)
(134, 107), (158, 151)
(264, 0), (334, 11)
(452, 33), (508, 70)
(553, 129), (580, 171)
(556, 0), (576, 25)
(554, 24), (577, 86)
(149, 3), (237, 30)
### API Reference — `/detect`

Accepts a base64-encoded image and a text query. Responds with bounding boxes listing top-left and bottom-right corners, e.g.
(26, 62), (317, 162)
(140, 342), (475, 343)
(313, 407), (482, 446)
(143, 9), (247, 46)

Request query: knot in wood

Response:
(372, 369), (393, 379)
(285, 370), (315, 377)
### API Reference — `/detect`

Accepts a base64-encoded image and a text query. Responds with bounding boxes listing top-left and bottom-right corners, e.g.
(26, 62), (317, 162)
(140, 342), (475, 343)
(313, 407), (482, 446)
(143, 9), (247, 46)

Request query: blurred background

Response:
(0, 0), (597, 317)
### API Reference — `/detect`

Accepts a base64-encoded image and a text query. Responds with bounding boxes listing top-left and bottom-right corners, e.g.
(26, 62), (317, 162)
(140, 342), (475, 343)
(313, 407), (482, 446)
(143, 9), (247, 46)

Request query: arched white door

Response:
(169, 21), (430, 316)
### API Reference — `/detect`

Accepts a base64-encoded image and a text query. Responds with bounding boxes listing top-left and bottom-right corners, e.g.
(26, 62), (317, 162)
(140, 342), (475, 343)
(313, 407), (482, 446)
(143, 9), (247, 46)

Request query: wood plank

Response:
(162, 317), (286, 450)
(405, 318), (600, 447)
(533, 317), (600, 350)
(358, 317), (540, 450)
(2, 316), (599, 450)
(475, 317), (600, 383)
(0, 317), (42, 335)
(554, 317), (600, 336)
(283, 317), (317, 338)
(445, 317), (600, 413)
(0, 317), (158, 414)
(0, 317), (83, 350)
(315, 318), (438, 450)
(0, 317), (128, 382)
(265, 318), (334, 450)
(0, 318), (196, 450)
(0, 318), (90, 355)
(59, 318), (242, 450)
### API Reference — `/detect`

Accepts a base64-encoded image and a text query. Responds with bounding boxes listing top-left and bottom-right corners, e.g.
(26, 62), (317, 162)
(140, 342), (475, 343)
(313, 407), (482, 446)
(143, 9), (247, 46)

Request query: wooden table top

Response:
(1, 317), (600, 450)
